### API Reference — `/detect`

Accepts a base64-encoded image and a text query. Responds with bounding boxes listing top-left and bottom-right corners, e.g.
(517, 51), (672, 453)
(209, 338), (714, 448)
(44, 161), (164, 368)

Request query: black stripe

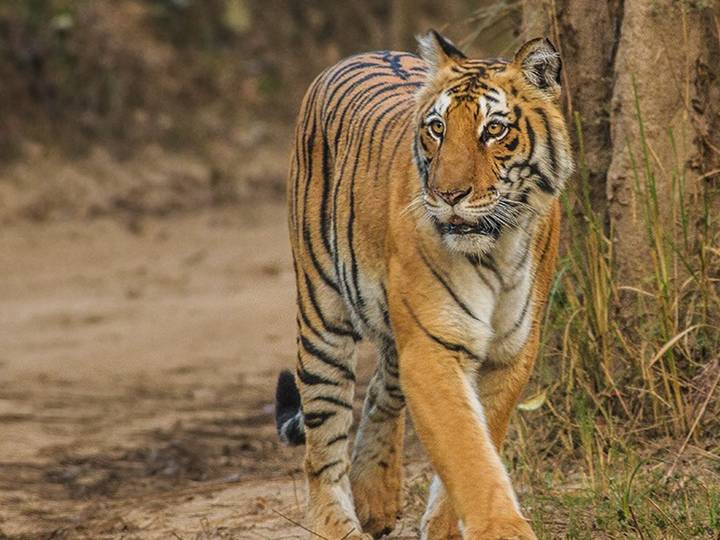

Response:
(382, 119), (414, 181)
(323, 63), (386, 121)
(499, 290), (533, 341)
(379, 283), (392, 330)
(304, 411), (336, 428)
(297, 357), (340, 387)
(513, 104), (522, 120)
(384, 364), (399, 379)
(339, 94), (415, 333)
(375, 401), (404, 416)
(329, 77), (419, 141)
(308, 395), (353, 409)
(327, 81), (410, 309)
(326, 434), (348, 446)
(420, 249), (480, 321)
(331, 79), (395, 146)
(300, 118), (342, 295)
(318, 138), (334, 258)
(528, 164), (555, 194)
(365, 100), (409, 173)
(298, 299), (337, 348)
(344, 100), (408, 315)
(465, 254), (498, 294)
(311, 459), (342, 477)
(402, 299), (482, 363)
(326, 59), (379, 87)
(508, 234), (533, 277)
(300, 335), (355, 381)
(291, 75), (324, 232)
(479, 254), (507, 289)
(303, 272), (360, 340)
(533, 107), (558, 176)
(384, 354), (399, 370)
(329, 89), (388, 322)
(525, 117), (536, 161)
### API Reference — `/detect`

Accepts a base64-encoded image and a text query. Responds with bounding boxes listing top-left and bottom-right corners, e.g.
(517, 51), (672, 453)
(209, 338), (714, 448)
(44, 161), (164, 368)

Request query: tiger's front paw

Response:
(464, 517), (537, 540)
(305, 473), (372, 540)
(350, 461), (403, 538)
(307, 500), (372, 540)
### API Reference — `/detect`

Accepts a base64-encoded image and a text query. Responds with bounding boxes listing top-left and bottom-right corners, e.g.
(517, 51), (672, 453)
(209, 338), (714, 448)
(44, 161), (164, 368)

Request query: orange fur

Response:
(277, 32), (572, 540)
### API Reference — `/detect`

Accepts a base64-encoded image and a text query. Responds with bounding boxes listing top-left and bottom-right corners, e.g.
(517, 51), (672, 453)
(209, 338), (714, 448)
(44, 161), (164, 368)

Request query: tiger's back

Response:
(287, 52), (428, 340)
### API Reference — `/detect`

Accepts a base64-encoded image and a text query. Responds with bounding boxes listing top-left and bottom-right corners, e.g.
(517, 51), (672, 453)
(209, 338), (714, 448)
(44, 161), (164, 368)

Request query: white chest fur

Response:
(448, 224), (537, 365)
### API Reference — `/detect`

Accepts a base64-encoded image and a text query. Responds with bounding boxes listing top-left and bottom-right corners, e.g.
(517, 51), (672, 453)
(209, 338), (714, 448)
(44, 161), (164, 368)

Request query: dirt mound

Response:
(0, 124), (289, 224)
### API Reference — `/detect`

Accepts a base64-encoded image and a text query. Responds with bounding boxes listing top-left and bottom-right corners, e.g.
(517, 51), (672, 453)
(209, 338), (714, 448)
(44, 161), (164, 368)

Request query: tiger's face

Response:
(413, 32), (573, 254)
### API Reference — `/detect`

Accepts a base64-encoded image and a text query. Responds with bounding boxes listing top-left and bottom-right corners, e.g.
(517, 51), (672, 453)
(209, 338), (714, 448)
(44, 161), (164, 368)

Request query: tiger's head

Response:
(413, 31), (573, 255)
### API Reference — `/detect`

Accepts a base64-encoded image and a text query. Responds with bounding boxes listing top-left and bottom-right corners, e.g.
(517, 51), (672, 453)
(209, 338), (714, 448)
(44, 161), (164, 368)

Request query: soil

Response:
(0, 202), (427, 539)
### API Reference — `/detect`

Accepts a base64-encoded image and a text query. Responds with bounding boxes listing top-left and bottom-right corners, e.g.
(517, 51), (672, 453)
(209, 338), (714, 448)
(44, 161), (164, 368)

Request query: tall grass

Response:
(511, 80), (720, 538)
(540, 78), (719, 442)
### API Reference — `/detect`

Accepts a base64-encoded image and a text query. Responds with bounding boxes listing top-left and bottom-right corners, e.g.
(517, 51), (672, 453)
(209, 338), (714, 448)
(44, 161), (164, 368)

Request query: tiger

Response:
(274, 30), (572, 540)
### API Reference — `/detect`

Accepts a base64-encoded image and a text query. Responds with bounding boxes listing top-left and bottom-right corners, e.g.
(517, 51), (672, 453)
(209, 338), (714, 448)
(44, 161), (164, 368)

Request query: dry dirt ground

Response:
(0, 202), (428, 539)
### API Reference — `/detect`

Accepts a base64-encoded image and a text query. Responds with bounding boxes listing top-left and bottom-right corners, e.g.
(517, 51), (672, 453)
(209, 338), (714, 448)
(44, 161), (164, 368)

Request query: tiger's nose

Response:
(434, 187), (472, 206)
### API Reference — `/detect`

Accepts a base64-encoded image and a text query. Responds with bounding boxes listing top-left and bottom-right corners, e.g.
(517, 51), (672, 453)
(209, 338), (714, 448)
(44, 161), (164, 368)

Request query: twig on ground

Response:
(646, 498), (689, 540)
(339, 527), (357, 539)
(272, 508), (330, 540)
(291, 471), (301, 510)
(628, 505), (646, 540)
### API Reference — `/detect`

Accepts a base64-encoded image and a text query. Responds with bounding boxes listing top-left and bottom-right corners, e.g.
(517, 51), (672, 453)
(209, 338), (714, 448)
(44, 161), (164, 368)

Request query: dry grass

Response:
(501, 85), (720, 538)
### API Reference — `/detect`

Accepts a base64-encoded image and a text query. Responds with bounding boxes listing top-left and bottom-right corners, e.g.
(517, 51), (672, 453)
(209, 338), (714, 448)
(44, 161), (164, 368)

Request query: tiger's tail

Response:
(275, 370), (306, 445)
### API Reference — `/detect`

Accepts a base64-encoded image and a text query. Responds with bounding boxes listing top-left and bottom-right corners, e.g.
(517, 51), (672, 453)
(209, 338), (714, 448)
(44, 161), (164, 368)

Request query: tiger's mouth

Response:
(434, 216), (502, 238)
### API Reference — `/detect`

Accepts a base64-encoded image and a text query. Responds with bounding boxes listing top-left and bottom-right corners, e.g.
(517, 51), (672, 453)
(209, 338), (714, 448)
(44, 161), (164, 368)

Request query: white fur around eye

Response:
(478, 90), (510, 143)
(434, 91), (452, 116)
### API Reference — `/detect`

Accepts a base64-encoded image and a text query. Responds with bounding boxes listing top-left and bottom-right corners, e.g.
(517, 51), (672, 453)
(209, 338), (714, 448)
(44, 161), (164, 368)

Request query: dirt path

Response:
(0, 202), (427, 539)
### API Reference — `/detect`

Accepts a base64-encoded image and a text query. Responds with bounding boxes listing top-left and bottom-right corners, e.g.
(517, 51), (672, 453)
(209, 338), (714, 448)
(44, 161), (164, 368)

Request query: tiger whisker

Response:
(500, 198), (538, 215)
(400, 195), (426, 218)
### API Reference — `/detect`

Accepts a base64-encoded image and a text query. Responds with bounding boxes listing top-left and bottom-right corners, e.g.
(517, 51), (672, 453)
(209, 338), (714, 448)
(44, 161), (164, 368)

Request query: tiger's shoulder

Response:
(303, 51), (429, 125)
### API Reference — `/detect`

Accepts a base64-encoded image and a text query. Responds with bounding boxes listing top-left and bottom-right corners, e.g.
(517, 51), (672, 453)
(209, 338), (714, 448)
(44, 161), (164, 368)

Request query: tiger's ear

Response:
(417, 30), (466, 71)
(513, 38), (562, 93)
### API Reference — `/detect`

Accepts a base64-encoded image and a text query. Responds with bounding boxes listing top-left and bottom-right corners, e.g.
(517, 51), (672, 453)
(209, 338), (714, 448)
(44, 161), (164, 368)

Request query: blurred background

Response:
(0, 0), (521, 220)
(1, 1), (719, 539)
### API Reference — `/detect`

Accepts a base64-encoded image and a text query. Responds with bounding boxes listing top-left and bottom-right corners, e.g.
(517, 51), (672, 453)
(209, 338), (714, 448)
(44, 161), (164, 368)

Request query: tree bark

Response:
(390, 0), (417, 51)
(523, 0), (720, 286)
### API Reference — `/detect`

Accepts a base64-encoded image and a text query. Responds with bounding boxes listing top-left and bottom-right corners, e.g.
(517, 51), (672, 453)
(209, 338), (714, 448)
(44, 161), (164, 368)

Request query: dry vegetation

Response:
(505, 2), (720, 537)
(513, 104), (720, 539)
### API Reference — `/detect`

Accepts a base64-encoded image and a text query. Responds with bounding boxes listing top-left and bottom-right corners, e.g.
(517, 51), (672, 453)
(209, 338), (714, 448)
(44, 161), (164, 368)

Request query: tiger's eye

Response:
(428, 119), (445, 138)
(486, 121), (507, 138)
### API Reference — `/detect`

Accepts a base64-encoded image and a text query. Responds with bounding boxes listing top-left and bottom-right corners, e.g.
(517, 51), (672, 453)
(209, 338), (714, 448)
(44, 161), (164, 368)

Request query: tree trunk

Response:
(523, 0), (720, 287)
(390, 0), (417, 50)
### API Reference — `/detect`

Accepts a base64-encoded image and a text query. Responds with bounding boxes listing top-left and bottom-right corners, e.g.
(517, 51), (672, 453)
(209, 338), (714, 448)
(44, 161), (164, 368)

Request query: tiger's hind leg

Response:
(292, 290), (372, 539)
(351, 344), (406, 538)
